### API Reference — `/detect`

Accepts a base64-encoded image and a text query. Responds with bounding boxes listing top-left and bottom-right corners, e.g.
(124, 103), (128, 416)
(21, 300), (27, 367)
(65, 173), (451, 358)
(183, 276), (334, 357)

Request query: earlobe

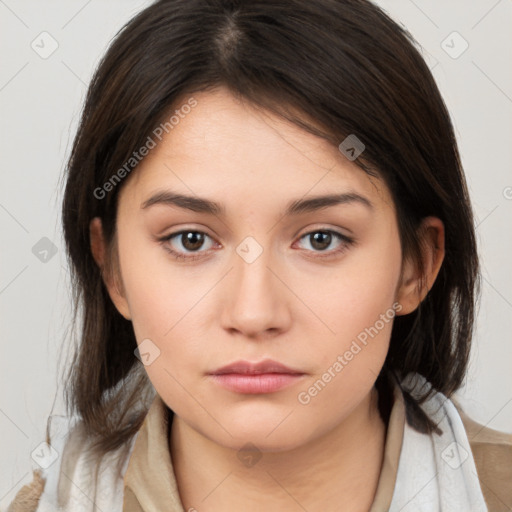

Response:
(89, 217), (132, 321)
(395, 216), (445, 315)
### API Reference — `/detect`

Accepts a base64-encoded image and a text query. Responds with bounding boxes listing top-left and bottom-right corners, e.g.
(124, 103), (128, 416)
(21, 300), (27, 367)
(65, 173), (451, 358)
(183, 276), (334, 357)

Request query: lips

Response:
(210, 359), (303, 376)
(208, 359), (305, 394)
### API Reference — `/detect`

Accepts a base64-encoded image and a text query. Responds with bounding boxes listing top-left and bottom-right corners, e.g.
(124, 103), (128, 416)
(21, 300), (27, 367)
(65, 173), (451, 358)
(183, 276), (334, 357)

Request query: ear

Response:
(89, 217), (132, 321)
(395, 216), (445, 315)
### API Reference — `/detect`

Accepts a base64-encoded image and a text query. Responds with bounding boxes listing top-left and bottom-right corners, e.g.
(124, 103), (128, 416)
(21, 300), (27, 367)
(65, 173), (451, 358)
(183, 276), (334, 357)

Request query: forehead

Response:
(118, 86), (392, 214)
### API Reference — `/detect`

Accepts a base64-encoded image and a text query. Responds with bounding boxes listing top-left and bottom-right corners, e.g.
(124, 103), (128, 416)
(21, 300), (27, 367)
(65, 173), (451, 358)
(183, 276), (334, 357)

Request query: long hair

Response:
(58, 0), (479, 457)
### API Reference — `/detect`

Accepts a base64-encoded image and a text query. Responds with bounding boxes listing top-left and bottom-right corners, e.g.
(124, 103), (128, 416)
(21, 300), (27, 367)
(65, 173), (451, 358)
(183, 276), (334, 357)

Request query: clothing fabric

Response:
(5, 373), (512, 512)
(387, 374), (488, 511)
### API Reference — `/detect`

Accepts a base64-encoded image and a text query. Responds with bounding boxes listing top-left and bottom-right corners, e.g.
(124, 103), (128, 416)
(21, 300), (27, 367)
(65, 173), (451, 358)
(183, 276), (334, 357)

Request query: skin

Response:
(90, 86), (445, 511)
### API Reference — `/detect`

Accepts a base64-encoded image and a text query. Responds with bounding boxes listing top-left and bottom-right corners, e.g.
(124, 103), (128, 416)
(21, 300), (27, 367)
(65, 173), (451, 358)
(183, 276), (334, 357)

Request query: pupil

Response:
(311, 232), (331, 251)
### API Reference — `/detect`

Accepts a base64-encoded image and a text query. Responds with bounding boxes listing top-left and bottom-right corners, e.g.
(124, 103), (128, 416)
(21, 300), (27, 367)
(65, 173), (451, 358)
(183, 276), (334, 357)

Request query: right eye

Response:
(159, 230), (217, 261)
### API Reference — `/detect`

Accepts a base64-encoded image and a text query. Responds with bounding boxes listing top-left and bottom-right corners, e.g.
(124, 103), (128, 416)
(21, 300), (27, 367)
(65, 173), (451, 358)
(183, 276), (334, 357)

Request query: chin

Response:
(216, 429), (309, 454)
(198, 408), (314, 453)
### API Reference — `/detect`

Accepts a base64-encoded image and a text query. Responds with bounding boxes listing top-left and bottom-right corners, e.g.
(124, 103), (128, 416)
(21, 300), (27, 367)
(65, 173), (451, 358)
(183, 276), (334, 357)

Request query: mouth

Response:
(208, 359), (305, 394)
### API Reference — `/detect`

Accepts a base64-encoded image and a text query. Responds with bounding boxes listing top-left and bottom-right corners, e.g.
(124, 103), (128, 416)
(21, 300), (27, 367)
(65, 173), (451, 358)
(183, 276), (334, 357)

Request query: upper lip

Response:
(210, 359), (304, 375)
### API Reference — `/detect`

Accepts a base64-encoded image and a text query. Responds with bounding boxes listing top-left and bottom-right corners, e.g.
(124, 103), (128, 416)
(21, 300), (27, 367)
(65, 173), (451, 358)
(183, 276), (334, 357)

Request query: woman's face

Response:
(94, 86), (417, 452)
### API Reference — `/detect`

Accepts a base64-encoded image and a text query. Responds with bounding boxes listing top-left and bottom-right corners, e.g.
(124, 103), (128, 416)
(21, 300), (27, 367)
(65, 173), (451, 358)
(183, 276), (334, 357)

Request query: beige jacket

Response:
(6, 388), (512, 512)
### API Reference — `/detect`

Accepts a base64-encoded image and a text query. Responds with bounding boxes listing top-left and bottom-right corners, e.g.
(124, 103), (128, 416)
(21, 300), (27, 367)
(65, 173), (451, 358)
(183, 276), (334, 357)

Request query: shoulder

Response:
(5, 415), (136, 512)
(5, 413), (78, 512)
(3, 469), (45, 512)
(454, 400), (512, 512)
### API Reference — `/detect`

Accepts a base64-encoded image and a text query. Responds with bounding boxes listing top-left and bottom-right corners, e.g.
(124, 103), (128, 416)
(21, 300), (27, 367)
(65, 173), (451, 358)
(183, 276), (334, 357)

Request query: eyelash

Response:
(158, 228), (355, 262)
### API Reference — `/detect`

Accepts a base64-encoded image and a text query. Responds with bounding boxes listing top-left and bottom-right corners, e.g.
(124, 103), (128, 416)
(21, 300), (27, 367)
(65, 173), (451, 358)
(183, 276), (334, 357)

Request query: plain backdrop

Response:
(1, 0), (511, 506)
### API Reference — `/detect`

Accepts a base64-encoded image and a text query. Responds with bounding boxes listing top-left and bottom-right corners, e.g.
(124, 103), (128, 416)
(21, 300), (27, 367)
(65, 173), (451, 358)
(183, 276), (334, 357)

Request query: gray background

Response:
(1, 0), (511, 506)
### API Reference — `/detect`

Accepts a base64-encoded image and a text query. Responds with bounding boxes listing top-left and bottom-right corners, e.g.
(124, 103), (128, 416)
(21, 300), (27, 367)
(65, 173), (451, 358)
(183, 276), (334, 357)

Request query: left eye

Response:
(295, 230), (352, 254)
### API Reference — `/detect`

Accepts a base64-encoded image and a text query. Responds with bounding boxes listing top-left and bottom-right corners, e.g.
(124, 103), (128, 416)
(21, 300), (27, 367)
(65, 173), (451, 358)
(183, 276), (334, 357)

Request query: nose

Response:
(220, 239), (292, 340)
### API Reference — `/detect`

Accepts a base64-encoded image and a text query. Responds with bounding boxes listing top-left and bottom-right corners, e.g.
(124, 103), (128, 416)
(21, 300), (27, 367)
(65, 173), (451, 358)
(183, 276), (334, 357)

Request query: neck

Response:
(170, 387), (388, 512)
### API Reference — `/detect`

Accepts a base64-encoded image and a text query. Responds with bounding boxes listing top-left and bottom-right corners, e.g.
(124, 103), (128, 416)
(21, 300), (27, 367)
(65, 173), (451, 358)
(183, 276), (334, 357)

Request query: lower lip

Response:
(209, 373), (304, 394)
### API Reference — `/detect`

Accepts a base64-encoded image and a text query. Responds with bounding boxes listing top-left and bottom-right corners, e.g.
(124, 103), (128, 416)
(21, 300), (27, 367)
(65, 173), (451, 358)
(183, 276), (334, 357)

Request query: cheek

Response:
(308, 230), (402, 344)
(116, 231), (208, 376)
(296, 278), (398, 423)
(301, 228), (402, 390)
(125, 270), (207, 405)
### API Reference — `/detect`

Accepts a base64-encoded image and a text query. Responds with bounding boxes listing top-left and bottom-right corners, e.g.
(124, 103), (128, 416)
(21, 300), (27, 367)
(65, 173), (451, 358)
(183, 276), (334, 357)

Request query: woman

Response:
(7, 0), (511, 511)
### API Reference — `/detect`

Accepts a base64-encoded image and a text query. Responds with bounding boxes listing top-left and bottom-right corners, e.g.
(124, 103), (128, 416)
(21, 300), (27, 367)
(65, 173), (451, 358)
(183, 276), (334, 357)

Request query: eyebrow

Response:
(140, 190), (373, 216)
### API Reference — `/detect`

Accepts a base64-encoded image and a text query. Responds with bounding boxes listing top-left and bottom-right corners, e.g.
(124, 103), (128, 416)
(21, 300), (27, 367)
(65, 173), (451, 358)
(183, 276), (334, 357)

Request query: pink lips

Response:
(208, 359), (305, 394)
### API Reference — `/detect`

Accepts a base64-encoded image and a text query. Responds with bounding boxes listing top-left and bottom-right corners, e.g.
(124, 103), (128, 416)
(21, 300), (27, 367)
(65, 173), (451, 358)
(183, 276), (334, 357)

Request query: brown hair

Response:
(56, 0), (479, 457)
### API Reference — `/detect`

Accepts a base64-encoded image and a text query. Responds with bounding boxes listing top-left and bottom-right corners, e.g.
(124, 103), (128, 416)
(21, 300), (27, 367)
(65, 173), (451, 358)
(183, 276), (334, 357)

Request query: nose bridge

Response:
(221, 234), (290, 336)
(234, 234), (279, 302)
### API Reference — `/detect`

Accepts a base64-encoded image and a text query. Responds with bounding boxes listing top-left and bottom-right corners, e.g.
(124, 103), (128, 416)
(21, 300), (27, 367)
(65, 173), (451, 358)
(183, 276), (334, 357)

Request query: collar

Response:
(123, 394), (184, 512)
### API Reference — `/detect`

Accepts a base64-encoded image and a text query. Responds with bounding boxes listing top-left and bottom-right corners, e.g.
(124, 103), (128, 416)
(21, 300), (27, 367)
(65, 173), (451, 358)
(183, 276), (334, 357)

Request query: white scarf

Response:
(32, 373), (488, 512)
(388, 373), (488, 511)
